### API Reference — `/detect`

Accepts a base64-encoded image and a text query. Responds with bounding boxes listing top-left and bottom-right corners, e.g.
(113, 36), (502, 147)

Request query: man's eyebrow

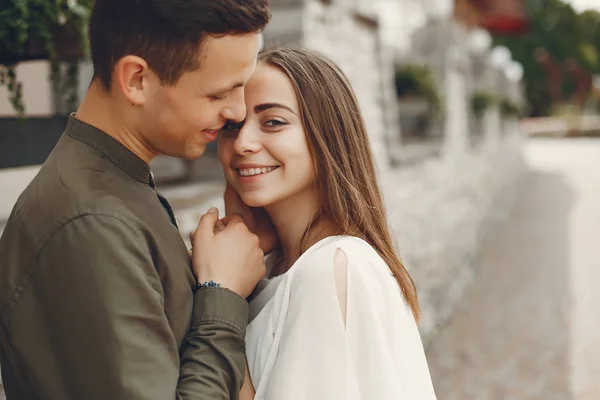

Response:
(211, 82), (244, 95)
(254, 103), (296, 115)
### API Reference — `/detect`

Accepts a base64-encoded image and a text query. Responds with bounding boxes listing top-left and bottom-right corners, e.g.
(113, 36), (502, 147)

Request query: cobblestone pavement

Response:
(426, 138), (600, 400)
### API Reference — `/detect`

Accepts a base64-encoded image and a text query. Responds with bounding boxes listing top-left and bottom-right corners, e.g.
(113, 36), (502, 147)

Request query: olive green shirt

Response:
(0, 116), (248, 399)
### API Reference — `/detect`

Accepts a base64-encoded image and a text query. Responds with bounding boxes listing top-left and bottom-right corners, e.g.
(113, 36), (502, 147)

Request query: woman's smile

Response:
(236, 165), (281, 182)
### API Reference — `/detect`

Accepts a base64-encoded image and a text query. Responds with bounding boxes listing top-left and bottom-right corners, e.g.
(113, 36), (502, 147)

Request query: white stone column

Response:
(483, 105), (502, 146)
(442, 48), (470, 159)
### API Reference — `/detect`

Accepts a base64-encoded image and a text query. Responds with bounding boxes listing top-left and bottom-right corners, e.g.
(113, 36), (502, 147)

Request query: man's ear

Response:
(113, 55), (151, 106)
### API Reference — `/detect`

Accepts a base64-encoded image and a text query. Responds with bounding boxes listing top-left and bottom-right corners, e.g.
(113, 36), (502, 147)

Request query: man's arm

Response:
(179, 287), (248, 398)
(22, 214), (247, 399)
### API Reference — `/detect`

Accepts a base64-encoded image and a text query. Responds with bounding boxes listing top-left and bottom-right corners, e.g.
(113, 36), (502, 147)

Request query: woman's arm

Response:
(240, 359), (255, 400)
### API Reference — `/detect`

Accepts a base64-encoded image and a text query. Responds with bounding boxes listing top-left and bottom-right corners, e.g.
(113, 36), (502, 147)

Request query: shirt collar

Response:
(65, 114), (152, 185)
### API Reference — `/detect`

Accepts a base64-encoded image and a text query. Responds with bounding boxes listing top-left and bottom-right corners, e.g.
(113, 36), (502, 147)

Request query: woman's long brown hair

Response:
(259, 47), (420, 321)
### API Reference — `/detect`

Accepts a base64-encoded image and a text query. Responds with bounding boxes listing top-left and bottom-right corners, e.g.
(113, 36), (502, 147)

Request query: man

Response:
(0, 0), (270, 398)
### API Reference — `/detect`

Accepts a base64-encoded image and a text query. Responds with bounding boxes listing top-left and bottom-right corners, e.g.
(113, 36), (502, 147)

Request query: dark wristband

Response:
(192, 280), (222, 293)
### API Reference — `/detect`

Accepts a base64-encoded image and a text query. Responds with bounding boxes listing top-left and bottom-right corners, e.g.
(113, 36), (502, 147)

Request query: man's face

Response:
(139, 33), (262, 160)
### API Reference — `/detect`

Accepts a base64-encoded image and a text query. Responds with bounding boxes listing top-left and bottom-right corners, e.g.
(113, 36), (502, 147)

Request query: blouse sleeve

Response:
(257, 238), (437, 400)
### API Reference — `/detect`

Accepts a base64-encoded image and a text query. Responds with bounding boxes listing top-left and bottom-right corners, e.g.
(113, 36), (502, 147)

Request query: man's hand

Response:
(224, 183), (279, 254)
(191, 208), (265, 298)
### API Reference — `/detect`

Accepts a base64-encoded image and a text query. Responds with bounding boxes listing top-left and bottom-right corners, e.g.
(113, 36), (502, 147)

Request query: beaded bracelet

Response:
(193, 280), (222, 292)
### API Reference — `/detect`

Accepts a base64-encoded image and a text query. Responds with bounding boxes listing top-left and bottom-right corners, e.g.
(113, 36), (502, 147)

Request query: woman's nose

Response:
(233, 124), (262, 155)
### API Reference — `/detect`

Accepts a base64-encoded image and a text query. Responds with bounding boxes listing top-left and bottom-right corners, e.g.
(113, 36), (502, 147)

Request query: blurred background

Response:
(1, 0), (599, 398)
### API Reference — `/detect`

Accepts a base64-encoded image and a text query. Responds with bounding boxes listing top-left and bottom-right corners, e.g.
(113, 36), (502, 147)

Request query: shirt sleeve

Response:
(21, 214), (247, 399)
(256, 239), (437, 400)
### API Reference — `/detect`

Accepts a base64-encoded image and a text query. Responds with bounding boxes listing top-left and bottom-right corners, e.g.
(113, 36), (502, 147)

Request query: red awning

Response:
(469, 0), (529, 34)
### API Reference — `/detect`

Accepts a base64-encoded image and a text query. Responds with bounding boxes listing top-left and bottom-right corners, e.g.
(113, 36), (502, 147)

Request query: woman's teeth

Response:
(237, 166), (277, 177)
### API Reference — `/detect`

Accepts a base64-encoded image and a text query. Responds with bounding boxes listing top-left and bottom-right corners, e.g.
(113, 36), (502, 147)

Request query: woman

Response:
(218, 47), (437, 399)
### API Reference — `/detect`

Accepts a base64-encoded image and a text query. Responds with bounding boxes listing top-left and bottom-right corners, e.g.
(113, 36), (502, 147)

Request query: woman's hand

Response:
(240, 359), (256, 400)
(224, 183), (279, 254)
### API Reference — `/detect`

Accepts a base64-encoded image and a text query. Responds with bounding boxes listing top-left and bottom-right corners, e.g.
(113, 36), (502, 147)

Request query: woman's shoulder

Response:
(307, 235), (383, 262)
(288, 235), (406, 318)
(293, 235), (389, 279)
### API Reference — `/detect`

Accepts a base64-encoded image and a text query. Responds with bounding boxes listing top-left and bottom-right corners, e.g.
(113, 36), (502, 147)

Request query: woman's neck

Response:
(265, 187), (336, 276)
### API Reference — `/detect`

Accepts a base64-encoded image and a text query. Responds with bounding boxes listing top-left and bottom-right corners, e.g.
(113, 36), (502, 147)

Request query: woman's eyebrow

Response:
(254, 103), (296, 115)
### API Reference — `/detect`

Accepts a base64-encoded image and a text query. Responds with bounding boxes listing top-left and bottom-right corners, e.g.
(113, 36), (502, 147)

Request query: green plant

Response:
(492, 1), (600, 117)
(394, 64), (442, 113)
(0, 0), (93, 116)
(500, 98), (522, 117)
(471, 91), (497, 119)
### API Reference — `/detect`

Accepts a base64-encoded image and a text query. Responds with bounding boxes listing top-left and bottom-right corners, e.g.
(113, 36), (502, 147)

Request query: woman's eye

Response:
(264, 119), (286, 128)
(221, 121), (243, 132)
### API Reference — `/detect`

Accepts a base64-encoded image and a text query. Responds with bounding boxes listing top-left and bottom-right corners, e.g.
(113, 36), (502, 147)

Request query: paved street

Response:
(426, 138), (600, 400)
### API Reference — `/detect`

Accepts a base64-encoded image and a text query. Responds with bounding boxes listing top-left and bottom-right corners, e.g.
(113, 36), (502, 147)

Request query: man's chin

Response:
(176, 145), (207, 161)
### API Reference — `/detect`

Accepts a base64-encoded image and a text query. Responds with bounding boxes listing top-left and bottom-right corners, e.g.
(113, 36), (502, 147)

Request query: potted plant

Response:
(470, 91), (496, 120)
(394, 64), (442, 143)
(394, 64), (441, 112)
(499, 98), (522, 118)
(0, 0), (93, 116)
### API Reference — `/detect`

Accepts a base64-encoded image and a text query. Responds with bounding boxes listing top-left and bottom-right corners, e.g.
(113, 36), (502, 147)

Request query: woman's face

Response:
(218, 64), (315, 208)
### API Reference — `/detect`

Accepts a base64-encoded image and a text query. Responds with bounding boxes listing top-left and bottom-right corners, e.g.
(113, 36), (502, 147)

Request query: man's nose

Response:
(222, 93), (247, 122)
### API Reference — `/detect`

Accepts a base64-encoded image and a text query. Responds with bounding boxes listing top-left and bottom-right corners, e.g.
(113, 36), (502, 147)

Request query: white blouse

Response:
(246, 236), (438, 399)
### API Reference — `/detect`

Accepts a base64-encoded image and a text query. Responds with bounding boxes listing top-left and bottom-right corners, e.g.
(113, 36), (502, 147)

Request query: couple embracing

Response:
(0, 0), (437, 399)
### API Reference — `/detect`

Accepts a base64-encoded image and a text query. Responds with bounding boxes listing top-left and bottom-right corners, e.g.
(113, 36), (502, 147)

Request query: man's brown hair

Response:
(89, 0), (270, 90)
